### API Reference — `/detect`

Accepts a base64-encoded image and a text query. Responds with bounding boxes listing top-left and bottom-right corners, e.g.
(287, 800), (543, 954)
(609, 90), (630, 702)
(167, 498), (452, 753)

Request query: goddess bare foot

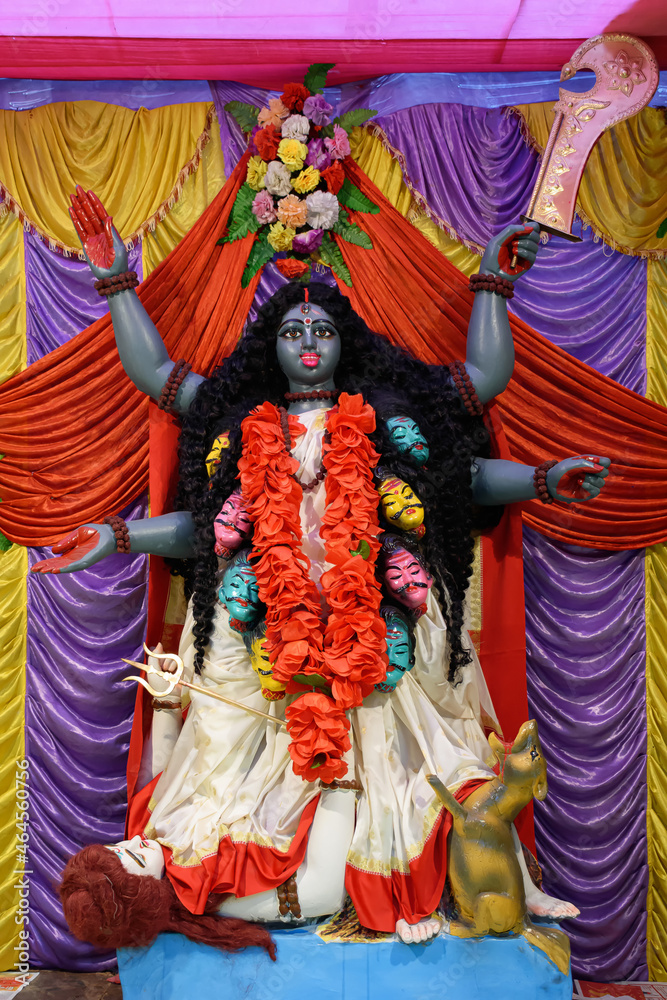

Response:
(525, 886), (580, 920)
(395, 916), (441, 944)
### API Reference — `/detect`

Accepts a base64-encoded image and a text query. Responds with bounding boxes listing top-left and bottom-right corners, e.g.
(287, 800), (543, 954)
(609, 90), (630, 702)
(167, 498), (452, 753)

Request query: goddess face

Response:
(386, 416), (429, 466)
(219, 560), (262, 623)
(376, 615), (415, 692)
(214, 489), (252, 556)
(383, 546), (433, 609)
(377, 475), (424, 534)
(104, 836), (165, 879)
(275, 304), (341, 388)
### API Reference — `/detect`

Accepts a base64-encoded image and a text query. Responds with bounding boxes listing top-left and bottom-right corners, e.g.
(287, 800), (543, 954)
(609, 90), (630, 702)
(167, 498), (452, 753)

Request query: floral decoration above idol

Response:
(219, 63), (379, 287)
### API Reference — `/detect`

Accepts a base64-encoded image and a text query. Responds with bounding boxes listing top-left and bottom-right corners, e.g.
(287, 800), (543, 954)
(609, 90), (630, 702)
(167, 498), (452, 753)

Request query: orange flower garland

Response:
(239, 393), (388, 780)
(320, 393), (387, 708)
(285, 692), (351, 783)
(238, 401), (324, 687)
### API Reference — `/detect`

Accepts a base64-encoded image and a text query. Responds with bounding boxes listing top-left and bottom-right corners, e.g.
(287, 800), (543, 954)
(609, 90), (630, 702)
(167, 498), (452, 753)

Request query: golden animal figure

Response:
(427, 720), (570, 974)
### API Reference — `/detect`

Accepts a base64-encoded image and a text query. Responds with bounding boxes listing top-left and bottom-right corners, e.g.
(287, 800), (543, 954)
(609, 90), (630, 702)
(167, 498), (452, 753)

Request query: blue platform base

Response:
(118, 927), (572, 1000)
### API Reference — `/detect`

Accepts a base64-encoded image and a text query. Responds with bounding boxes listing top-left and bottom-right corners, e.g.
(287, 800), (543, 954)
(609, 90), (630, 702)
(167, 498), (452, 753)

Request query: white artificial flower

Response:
(264, 160), (293, 198)
(281, 115), (310, 142)
(305, 190), (340, 230)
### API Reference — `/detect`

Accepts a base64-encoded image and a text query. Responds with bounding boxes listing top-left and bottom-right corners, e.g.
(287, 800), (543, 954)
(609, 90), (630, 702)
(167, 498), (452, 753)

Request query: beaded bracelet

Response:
(103, 514), (131, 553)
(157, 359), (192, 411)
(447, 360), (484, 417)
(94, 271), (140, 297)
(469, 272), (514, 299)
(533, 460), (558, 504)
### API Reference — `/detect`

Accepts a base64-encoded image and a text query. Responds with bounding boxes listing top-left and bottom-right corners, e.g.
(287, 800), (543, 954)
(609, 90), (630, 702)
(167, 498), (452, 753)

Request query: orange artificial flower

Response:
(286, 692), (351, 782)
(276, 194), (308, 229)
(275, 259), (310, 279)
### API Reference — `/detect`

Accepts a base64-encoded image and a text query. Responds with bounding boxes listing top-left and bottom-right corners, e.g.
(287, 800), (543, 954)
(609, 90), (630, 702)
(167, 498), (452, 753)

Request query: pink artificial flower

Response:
(252, 190), (277, 225)
(324, 125), (351, 161)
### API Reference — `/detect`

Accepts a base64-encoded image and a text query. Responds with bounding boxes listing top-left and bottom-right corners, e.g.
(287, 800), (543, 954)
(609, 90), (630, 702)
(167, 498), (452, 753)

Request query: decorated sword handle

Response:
(512, 32), (658, 266)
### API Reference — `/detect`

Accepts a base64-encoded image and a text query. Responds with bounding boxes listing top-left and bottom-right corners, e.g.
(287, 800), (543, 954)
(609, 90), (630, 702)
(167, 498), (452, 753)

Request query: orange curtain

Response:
(1, 153), (667, 550)
(0, 152), (258, 544)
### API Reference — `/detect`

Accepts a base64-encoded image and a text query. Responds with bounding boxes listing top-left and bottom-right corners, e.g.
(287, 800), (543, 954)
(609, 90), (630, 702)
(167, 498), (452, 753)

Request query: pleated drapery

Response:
(0, 101), (217, 254)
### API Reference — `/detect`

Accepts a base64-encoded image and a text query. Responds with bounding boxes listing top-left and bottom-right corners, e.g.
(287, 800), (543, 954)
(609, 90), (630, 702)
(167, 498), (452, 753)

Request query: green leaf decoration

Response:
(337, 178), (380, 214)
(349, 539), (371, 560)
(221, 184), (260, 244)
(333, 219), (373, 249)
(292, 673), (330, 691)
(319, 233), (352, 287)
(0, 532), (12, 552)
(242, 232), (275, 288)
(334, 108), (377, 134)
(224, 101), (260, 133)
(304, 63), (335, 95)
(658, 217), (667, 239)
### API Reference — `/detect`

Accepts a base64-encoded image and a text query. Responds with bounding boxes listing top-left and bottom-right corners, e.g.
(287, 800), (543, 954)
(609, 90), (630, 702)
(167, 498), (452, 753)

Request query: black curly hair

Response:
(172, 280), (496, 681)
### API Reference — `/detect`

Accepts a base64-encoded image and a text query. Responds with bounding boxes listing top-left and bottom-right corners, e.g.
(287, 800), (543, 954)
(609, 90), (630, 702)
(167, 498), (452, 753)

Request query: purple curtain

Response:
(24, 230), (148, 970)
(523, 531), (647, 980)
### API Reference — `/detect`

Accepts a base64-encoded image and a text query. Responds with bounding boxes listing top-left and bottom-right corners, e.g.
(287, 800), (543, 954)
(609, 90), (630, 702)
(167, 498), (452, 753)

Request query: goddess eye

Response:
(279, 326), (302, 339)
(313, 325), (335, 338)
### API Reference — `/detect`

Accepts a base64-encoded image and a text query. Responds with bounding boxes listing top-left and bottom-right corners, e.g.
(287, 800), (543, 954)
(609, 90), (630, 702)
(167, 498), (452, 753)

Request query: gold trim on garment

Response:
(143, 820), (299, 868)
(346, 773), (483, 876)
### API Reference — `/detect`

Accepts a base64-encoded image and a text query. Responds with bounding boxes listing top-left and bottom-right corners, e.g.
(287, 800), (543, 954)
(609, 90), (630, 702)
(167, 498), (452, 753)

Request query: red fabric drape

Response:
(339, 158), (667, 550)
(2, 154), (666, 549)
(0, 151), (258, 544)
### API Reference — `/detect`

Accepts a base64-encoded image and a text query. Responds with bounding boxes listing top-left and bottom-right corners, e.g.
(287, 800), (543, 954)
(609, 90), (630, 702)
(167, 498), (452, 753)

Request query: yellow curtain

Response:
(645, 257), (667, 980)
(143, 121), (226, 276)
(0, 202), (27, 968)
(0, 213), (25, 385)
(0, 101), (216, 254)
(513, 104), (667, 259)
(0, 545), (27, 972)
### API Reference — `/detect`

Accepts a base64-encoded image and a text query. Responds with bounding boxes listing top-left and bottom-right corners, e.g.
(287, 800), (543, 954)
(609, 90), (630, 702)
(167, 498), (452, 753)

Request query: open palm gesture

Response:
(69, 186), (128, 279)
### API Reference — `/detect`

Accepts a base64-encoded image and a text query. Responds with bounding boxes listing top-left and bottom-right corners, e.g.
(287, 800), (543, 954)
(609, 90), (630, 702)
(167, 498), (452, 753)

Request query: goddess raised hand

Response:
(462, 222), (540, 405)
(69, 185), (204, 411)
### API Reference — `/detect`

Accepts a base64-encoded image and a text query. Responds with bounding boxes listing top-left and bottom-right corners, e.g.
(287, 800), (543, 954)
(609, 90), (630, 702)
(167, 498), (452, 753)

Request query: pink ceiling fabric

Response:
(5, 0), (667, 39)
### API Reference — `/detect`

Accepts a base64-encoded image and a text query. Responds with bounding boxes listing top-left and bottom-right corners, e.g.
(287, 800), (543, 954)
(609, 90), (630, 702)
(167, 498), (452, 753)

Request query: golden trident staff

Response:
(122, 643), (287, 728)
(511, 33), (658, 266)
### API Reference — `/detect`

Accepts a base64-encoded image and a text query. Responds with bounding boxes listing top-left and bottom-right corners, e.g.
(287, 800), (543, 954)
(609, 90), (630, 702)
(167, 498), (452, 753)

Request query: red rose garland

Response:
(239, 393), (388, 780)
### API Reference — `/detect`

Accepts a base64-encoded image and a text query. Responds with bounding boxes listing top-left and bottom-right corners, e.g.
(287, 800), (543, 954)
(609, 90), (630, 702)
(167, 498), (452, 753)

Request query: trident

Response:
(122, 643), (287, 728)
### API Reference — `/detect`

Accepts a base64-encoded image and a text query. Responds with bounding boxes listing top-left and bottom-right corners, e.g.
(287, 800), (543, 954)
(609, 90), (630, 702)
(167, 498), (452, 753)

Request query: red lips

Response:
(300, 353), (320, 368)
